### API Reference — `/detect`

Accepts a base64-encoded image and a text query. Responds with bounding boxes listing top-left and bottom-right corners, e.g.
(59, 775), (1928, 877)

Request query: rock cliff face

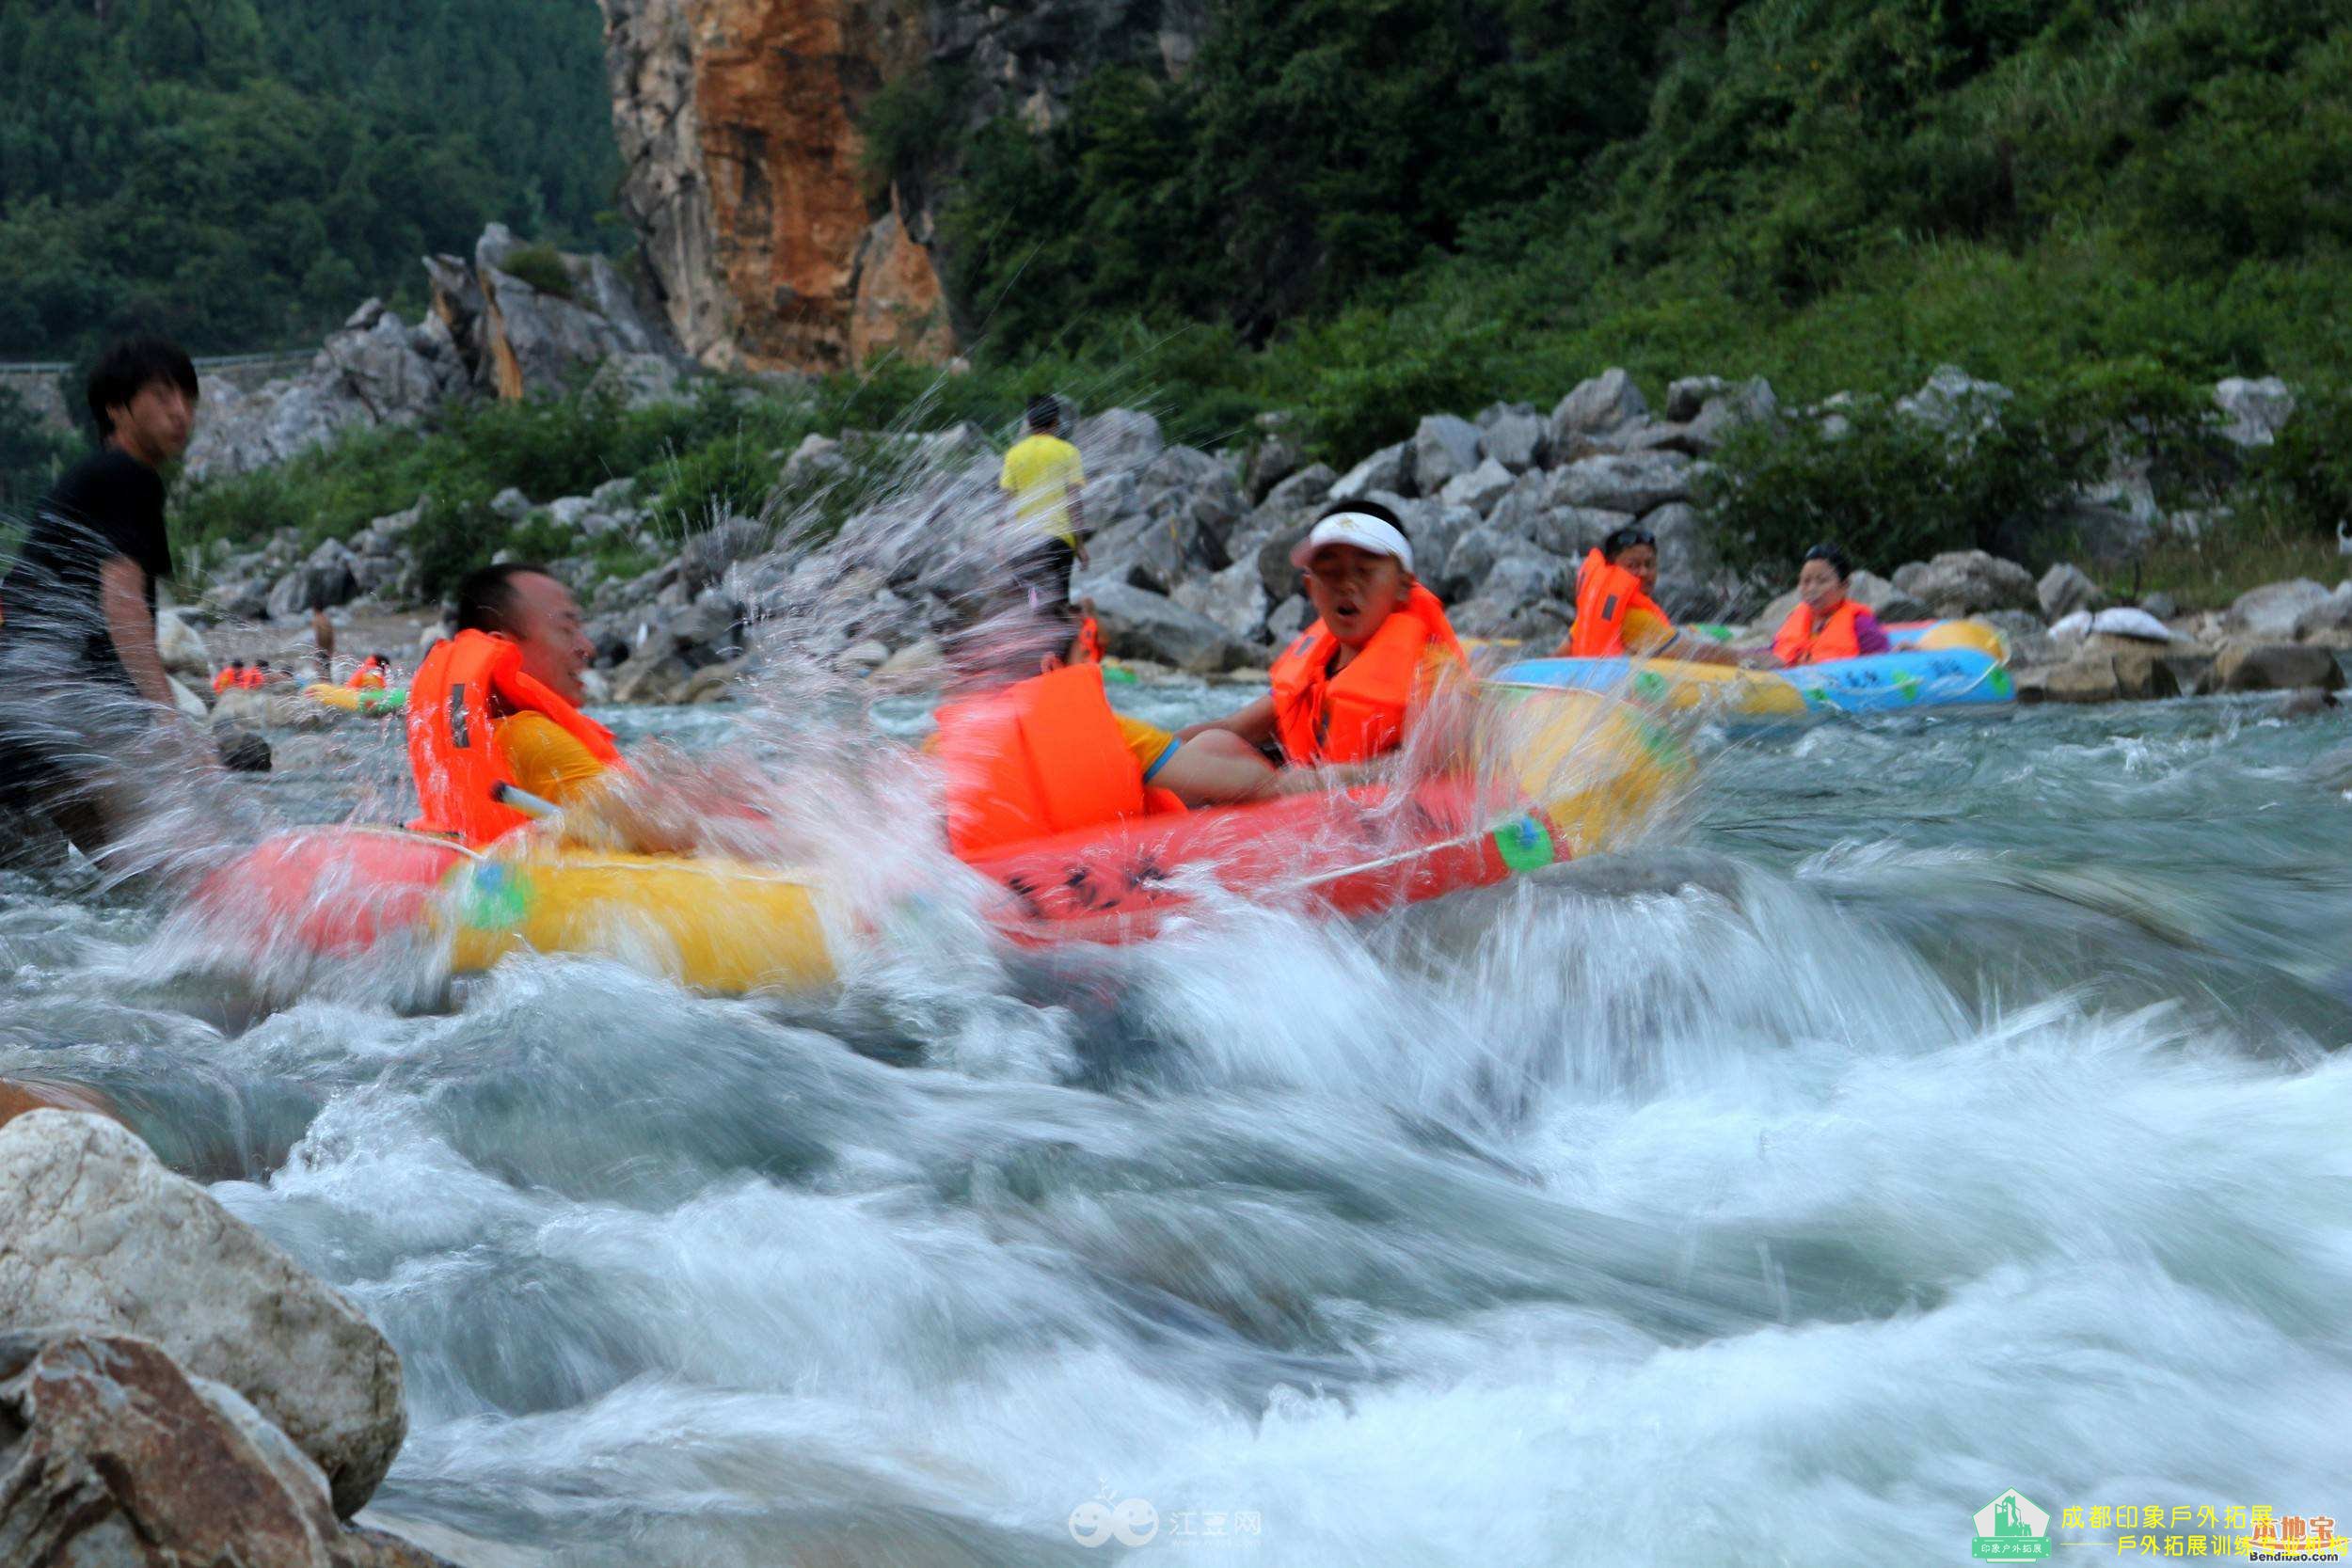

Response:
(597, 0), (1206, 372)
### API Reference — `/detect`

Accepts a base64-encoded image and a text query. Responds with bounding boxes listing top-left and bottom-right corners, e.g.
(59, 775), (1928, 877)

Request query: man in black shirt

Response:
(0, 337), (199, 850)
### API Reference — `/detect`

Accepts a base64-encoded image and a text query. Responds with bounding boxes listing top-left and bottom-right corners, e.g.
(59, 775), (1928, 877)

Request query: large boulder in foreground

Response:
(0, 1111), (404, 1517)
(0, 1328), (450, 1568)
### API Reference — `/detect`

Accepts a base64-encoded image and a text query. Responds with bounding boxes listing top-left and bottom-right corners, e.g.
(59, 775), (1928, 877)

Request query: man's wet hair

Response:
(87, 337), (198, 436)
(1600, 524), (1658, 562)
(453, 562), (555, 636)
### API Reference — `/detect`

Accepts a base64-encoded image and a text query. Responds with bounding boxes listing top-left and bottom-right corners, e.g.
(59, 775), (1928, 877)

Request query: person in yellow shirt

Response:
(998, 394), (1088, 618)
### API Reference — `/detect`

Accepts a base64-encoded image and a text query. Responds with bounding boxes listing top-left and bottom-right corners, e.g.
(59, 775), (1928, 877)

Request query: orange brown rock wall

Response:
(600, 0), (952, 372)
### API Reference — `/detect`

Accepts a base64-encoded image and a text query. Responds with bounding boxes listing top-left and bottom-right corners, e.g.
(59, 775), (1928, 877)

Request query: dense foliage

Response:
(929, 0), (2349, 464)
(0, 0), (619, 359)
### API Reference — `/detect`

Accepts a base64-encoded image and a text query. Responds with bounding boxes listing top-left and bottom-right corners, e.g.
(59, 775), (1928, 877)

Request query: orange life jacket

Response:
(238, 667), (266, 689)
(1076, 615), (1106, 666)
(405, 629), (622, 847)
(212, 668), (236, 694)
(347, 658), (387, 690)
(1268, 584), (1464, 767)
(933, 662), (1184, 859)
(1773, 598), (1866, 666)
(1567, 549), (1672, 657)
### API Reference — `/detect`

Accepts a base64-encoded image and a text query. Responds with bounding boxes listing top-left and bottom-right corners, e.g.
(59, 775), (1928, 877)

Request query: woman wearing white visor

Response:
(1181, 500), (1466, 768)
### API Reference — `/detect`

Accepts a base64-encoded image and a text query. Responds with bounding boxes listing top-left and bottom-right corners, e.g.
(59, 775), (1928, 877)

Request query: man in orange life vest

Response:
(1180, 500), (1466, 769)
(1554, 524), (1749, 666)
(1765, 543), (1890, 666)
(931, 609), (1290, 859)
(405, 562), (675, 849)
(346, 654), (390, 690)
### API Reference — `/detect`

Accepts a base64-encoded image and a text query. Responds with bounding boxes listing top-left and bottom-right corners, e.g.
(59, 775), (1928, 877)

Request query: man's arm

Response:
(1177, 693), (1277, 746)
(99, 557), (175, 709)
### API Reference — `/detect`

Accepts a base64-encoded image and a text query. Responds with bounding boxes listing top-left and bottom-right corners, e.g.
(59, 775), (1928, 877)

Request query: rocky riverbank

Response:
(0, 1100), (455, 1565)
(162, 225), (2335, 713)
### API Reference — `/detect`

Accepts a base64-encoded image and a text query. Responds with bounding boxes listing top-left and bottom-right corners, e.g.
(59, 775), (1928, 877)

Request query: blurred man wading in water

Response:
(0, 337), (199, 853)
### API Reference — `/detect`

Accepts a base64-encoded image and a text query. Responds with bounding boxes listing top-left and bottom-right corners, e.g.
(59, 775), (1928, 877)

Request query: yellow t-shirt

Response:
(1622, 604), (1677, 655)
(999, 433), (1086, 548)
(496, 711), (611, 808)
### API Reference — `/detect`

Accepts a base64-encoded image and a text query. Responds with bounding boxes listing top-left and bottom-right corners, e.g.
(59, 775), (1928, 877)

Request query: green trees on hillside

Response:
(0, 0), (618, 359)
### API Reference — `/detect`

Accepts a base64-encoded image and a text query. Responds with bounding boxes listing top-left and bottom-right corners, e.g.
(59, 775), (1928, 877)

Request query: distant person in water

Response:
(0, 337), (200, 848)
(1763, 544), (1890, 666)
(999, 394), (1088, 629)
(1555, 524), (1749, 666)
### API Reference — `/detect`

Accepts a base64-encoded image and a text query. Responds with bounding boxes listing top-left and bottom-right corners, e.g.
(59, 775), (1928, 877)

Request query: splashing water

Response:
(4, 423), (2350, 1564)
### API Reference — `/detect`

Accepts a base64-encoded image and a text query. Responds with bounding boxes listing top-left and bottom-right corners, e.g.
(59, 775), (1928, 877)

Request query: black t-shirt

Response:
(0, 447), (171, 682)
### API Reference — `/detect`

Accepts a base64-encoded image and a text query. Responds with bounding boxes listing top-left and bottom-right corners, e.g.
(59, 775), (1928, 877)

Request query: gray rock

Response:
(1263, 463), (1337, 515)
(490, 486), (532, 520)
(155, 609), (211, 686)
(610, 644), (699, 704)
(1549, 369), (1649, 451)
(1088, 581), (1250, 673)
(1680, 377), (1779, 451)
(591, 476), (641, 511)
(548, 496), (595, 531)
(0, 1112), (405, 1516)
(2038, 562), (2105, 621)
(1552, 452), (1694, 515)
(1644, 501), (1717, 610)
(1478, 407), (1549, 473)
(1244, 433), (1301, 503)
(1890, 550), (2039, 618)
(1895, 365), (2013, 436)
(1079, 507), (1225, 599)
(1171, 558), (1272, 643)
(0, 1328), (453, 1568)
(2057, 495), (2155, 568)
(2138, 592), (2180, 621)
(1265, 594), (1311, 644)
(213, 721), (273, 773)
(2292, 583), (2352, 645)
(1981, 609), (2058, 667)
(320, 309), (463, 427)
(1439, 457), (1516, 515)
(586, 351), (686, 410)
(836, 640), (890, 673)
(679, 516), (767, 594)
(2213, 642), (2344, 693)
(1077, 408), (1164, 474)
(2215, 376), (2294, 448)
(266, 556), (359, 621)
(1328, 441), (1414, 503)
(2226, 578), (2331, 641)
(1530, 506), (1631, 560)
(1411, 415), (1486, 496)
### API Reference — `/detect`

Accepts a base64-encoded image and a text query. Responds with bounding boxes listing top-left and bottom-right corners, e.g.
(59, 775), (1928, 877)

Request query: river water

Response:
(3, 686), (2349, 1566)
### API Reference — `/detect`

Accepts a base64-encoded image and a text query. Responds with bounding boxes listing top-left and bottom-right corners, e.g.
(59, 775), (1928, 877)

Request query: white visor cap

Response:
(1289, 512), (1414, 575)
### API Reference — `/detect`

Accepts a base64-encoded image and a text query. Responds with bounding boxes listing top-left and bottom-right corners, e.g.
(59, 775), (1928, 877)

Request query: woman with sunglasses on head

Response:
(1553, 526), (1752, 667)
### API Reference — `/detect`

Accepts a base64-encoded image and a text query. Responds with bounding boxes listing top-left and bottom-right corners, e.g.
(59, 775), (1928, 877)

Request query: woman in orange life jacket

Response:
(930, 606), (1291, 859)
(1761, 543), (1891, 666)
(405, 562), (691, 852)
(212, 661), (241, 694)
(1179, 500), (1468, 774)
(1554, 524), (1756, 666)
(346, 653), (389, 690)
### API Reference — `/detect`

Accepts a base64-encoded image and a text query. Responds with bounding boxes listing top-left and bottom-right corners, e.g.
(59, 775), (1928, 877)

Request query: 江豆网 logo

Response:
(1974, 1490), (2053, 1560)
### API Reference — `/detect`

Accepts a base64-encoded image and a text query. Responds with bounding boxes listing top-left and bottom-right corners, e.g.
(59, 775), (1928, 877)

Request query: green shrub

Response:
(2248, 381), (2352, 539)
(498, 244), (577, 300)
(1696, 391), (2090, 582)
